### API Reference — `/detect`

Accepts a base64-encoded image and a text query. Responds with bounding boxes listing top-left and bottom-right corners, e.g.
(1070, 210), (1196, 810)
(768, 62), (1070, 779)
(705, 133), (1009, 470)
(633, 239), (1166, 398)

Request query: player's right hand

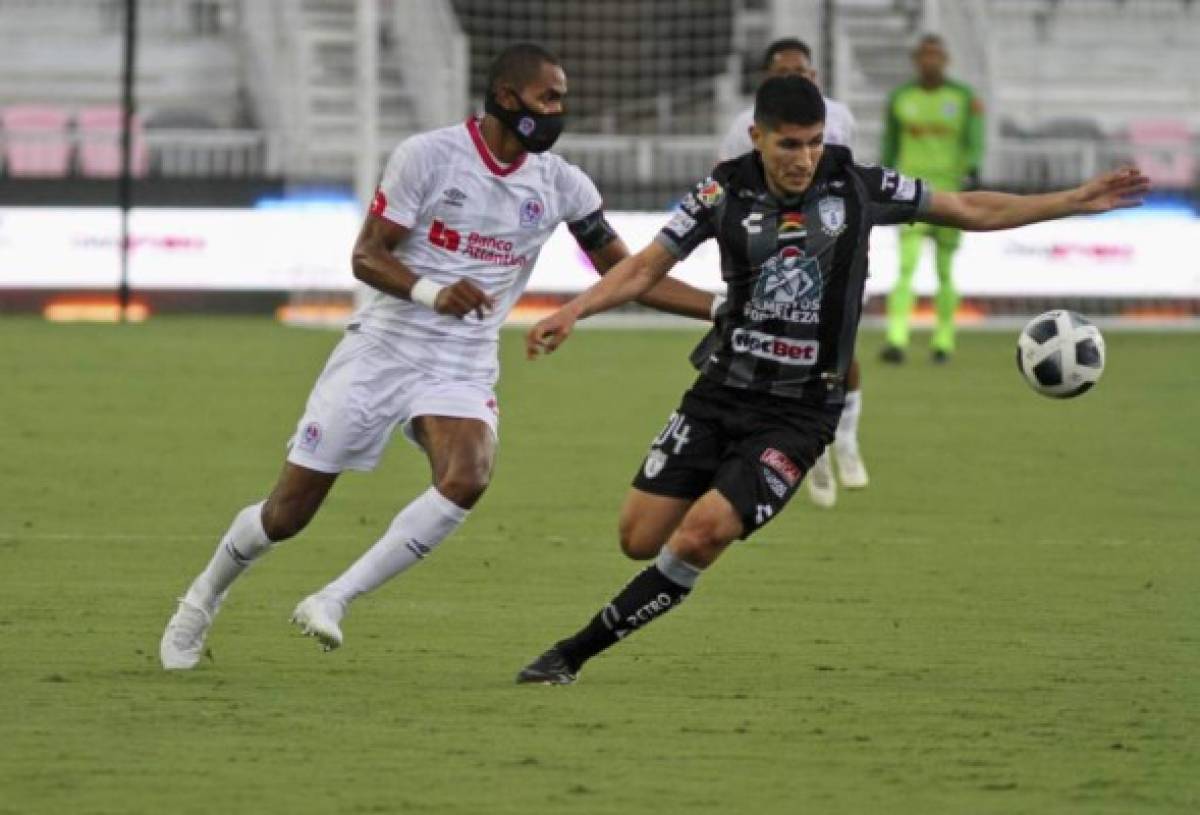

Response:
(526, 307), (578, 359)
(434, 279), (495, 319)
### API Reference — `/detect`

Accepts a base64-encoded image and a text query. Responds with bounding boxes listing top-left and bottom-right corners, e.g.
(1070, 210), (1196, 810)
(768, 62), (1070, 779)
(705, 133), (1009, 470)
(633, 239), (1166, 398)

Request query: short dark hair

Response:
(761, 37), (812, 71)
(914, 33), (946, 51)
(754, 75), (826, 130)
(487, 43), (561, 94)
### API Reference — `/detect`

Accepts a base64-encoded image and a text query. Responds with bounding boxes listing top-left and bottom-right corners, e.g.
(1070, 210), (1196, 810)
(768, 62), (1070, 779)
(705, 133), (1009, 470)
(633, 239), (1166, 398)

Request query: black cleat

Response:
(516, 644), (578, 685)
(879, 344), (906, 364)
(931, 349), (951, 365)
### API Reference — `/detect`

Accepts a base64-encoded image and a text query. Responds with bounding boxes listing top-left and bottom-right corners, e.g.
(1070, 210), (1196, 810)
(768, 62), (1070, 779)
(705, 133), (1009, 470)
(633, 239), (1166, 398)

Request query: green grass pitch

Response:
(1, 317), (1196, 814)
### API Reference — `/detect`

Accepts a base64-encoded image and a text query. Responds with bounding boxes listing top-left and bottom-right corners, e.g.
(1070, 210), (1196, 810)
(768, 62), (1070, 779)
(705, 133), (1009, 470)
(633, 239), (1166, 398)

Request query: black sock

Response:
(557, 551), (699, 672)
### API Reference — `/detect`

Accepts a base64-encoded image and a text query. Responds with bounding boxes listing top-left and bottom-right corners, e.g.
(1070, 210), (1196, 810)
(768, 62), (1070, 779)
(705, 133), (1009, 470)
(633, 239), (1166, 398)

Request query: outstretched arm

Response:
(922, 167), (1150, 232)
(586, 237), (714, 320)
(527, 241), (678, 358)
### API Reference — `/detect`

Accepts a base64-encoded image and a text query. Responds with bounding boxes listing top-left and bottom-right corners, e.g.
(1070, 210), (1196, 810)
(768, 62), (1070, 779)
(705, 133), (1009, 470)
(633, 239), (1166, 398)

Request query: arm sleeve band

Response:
(567, 209), (619, 252)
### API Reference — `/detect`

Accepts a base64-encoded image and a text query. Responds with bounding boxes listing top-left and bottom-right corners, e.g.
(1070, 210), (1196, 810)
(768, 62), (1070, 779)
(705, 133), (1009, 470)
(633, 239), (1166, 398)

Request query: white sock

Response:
(322, 487), (469, 605)
(836, 389), (863, 447)
(184, 501), (273, 609)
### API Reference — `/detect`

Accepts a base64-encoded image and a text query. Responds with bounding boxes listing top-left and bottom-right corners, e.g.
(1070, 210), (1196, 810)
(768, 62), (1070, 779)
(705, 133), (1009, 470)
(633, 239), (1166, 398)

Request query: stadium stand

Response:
(0, 105), (72, 176)
(77, 106), (149, 177)
(0, 0), (1196, 197)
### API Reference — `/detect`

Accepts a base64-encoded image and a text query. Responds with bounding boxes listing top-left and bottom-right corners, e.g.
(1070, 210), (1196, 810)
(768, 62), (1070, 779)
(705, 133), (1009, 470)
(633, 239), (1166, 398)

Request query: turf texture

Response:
(1, 317), (1196, 813)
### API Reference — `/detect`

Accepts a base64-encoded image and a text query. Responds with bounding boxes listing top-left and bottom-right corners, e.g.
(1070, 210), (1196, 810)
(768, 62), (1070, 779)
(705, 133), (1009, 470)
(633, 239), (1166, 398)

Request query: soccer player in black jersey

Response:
(516, 76), (1150, 684)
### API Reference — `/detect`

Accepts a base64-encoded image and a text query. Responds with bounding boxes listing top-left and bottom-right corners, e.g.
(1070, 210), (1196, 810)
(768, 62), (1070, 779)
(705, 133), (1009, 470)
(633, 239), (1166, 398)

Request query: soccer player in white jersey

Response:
(159, 43), (718, 670)
(718, 37), (866, 509)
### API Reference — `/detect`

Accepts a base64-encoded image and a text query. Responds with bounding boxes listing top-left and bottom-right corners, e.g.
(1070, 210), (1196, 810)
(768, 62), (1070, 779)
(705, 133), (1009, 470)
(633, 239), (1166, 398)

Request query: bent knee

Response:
(669, 518), (737, 567)
(435, 470), (491, 509)
(260, 499), (312, 541)
(618, 517), (664, 561)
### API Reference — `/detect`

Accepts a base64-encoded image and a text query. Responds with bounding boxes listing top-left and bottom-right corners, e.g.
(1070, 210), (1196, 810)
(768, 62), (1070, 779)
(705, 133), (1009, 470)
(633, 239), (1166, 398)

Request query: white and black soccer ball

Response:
(1016, 310), (1105, 398)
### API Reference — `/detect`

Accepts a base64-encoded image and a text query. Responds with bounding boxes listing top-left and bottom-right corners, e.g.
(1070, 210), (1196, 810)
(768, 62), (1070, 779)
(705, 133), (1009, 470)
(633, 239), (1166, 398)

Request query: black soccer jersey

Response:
(655, 145), (929, 406)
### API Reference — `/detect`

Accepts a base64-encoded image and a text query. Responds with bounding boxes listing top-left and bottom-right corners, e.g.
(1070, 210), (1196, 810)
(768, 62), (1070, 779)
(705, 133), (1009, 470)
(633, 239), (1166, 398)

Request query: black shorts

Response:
(631, 376), (838, 537)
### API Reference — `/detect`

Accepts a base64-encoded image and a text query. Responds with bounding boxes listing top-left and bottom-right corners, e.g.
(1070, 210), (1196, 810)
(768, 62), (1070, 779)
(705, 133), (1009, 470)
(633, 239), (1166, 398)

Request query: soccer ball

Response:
(1016, 310), (1105, 398)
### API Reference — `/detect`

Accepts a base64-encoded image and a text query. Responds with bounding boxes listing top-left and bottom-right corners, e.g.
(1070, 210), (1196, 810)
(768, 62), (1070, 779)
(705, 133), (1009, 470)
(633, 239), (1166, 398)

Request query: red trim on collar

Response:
(466, 117), (526, 177)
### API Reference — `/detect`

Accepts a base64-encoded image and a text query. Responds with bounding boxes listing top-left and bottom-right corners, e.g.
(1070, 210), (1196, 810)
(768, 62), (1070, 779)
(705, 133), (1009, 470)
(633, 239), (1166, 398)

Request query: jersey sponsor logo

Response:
(299, 421), (322, 452)
(760, 448), (801, 486)
(778, 212), (807, 239)
(369, 189), (387, 217)
(731, 328), (819, 365)
(904, 122), (955, 138)
(442, 187), (467, 207)
(745, 246), (823, 322)
(818, 196), (847, 236)
(427, 219), (528, 266)
(519, 196), (545, 228)
(696, 177), (724, 207)
(664, 209), (697, 238)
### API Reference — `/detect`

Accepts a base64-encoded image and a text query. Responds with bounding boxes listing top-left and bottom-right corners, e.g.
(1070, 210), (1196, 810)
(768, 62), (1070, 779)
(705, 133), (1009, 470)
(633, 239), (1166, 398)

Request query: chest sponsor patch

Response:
(731, 328), (819, 365)
(428, 219), (528, 266)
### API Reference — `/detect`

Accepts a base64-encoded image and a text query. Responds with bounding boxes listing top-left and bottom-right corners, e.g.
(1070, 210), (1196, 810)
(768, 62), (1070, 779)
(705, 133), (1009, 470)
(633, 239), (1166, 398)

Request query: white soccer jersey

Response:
(353, 117), (602, 384)
(717, 97), (856, 161)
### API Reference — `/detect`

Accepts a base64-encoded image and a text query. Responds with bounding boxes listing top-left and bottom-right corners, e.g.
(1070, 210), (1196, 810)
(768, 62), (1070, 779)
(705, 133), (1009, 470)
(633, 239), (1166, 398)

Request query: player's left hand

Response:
(526, 307), (579, 359)
(1073, 167), (1151, 214)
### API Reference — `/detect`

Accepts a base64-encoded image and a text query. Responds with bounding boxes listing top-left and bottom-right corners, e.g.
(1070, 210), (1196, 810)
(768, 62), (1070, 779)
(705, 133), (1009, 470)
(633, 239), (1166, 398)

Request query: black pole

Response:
(117, 0), (138, 320)
(822, 0), (836, 95)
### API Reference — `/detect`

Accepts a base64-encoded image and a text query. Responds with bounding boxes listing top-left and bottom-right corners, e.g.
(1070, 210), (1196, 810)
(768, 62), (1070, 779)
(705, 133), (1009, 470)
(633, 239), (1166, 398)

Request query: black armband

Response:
(567, 209), (618, 252)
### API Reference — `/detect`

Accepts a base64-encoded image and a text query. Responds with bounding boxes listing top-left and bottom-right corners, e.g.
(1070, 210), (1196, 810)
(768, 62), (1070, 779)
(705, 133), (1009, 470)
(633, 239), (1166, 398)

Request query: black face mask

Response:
(484, 88), (565, 154)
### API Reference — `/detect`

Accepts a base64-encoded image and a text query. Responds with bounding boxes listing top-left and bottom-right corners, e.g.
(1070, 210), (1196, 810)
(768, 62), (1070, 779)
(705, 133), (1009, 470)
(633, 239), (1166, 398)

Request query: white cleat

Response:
(290, 594), (345, 652)
(160, 598), (215, 671)
(834, 441), (870, 489)
(806, 449), (837, 508)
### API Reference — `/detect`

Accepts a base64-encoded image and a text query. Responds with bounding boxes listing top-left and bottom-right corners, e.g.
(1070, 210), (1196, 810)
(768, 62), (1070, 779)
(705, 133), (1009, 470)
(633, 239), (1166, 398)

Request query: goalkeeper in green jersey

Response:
(880, 34), (985, 363)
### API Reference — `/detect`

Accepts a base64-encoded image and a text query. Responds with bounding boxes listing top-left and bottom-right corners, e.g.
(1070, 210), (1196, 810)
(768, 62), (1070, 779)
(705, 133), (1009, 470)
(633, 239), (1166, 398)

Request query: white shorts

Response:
(286, 330), (500, 473)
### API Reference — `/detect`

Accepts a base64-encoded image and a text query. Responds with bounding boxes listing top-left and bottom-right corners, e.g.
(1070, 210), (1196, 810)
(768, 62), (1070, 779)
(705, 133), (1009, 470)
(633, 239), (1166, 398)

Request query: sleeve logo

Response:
(369, 188), (387, 216)
(665, 209), (697, 236)
(696, 178), (725, 207)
